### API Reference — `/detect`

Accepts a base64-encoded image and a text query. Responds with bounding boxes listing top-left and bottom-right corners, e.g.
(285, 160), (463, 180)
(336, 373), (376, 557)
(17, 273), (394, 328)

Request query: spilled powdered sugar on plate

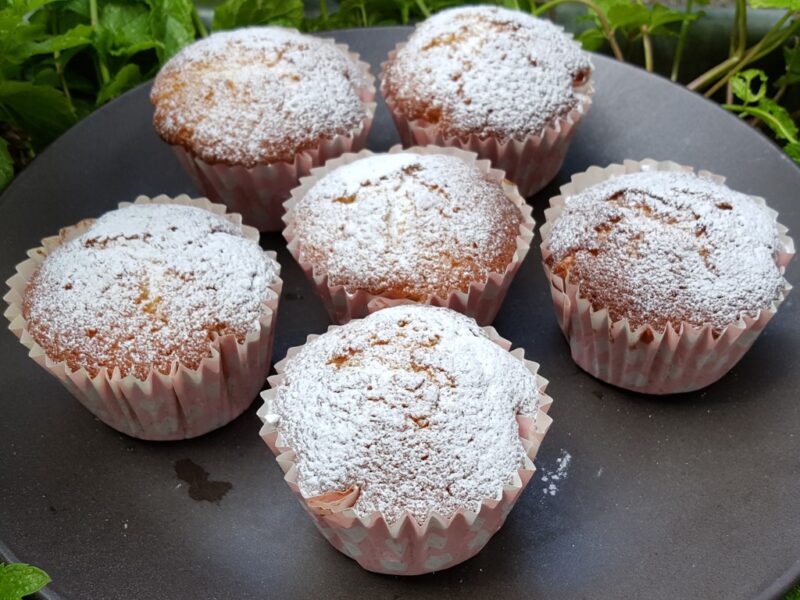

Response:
(151, 27), (371, 166)
(270, 305), (540, 524)
(292, 152), (521, 298)
(383, 5), (592, 139)
(23, 204), (280, 379)
(540, 450), (572, 497)
(545, 170), (787, 331)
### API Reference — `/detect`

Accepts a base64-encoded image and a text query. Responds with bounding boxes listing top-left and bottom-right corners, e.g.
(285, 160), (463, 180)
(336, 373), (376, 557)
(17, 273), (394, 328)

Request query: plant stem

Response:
(723, 103), (798, 142)
(320, 0), (328, 22)
(671, 0), (693, 82)
(50, 11), (75, 117)
(641, 26), (653, 72)
(705, 14), (797, 98)
(358, 0), (368, 26)
(725, 0), (747, 103)
(687, 55), (740, 91)
(415, 0), (430, 18)
(88, 0), (110, 85)
(534, 0), (624, 61)
(191, 2), (208, 38)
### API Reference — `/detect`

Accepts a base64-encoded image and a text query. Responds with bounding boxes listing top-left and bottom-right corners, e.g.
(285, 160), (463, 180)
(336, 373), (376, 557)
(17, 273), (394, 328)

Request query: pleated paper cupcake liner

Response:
(257, 325), (553, 575)
(4, 194), (283, 440)
(169, 36), (377, 233)
(283, 144), (535, 325)
(540, 159), (795, 395)
(380, 43), (593, 198)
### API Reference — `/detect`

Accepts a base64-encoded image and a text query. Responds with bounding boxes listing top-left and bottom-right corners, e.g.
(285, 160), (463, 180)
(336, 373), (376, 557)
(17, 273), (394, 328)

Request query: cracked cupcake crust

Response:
(382, 5), (592, 141)
(544, 170), (787, 332)
(290, 152), (523, 300)
(150, 27), (372, 166)
(23, 204), (280, 380)
(271, 305), (541, 523)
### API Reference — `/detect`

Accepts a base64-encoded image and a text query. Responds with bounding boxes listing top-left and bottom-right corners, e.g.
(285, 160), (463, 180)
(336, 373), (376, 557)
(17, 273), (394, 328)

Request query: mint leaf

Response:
(648, 4), (699, 34)
(748, 0), (800, 8)
(213, 0), (303, 31)
(731, 69), (768, 104)
(784, 142), (800, 164)
(607, 2), (650, 31)
(97, 2), (162, 57)
(23, 23), (92, 56)
(777, 43), (800, 88)
(146, 0), (196, 61)
(0, 563), (52, 599)
(97, 63), (143, 104)
(0, 81), (76, 150)
(577, 27), (607, 51)
(0, 137), (13, 191)
(757, 98), (798, 141)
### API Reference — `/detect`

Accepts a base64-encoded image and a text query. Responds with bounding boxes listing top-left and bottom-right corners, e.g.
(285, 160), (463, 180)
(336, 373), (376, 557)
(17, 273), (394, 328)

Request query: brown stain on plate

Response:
(174, 458), (232, 503)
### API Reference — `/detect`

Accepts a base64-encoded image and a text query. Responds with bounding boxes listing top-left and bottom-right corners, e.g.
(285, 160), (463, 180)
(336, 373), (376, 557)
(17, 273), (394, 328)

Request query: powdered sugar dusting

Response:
(271, 305), (540, 523)
(383, 6), (592, 140)
(545, 170), (786, 331)
(23, 204), (280, 379)
(292, 152), (522, 299)
(151, 27), (371, 166)
(540, 450), (571, 497)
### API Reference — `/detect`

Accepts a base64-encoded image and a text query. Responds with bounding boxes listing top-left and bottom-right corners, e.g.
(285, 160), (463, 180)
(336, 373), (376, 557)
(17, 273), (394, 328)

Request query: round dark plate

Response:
(1, 26), (799, 600)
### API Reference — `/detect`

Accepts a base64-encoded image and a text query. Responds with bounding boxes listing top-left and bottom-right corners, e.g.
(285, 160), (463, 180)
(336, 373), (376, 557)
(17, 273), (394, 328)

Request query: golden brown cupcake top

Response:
(267, 305), (541, 523)
(150, 27), (373, 167)
(544, 170), (787, 332)
(23, 204), (280, 379)
(382, 6), (592, 141)
(291, 152), (523, 300)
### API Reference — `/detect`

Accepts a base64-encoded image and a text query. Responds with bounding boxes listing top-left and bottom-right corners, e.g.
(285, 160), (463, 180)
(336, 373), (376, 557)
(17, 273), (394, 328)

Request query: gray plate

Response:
(1, 26), (799, 600)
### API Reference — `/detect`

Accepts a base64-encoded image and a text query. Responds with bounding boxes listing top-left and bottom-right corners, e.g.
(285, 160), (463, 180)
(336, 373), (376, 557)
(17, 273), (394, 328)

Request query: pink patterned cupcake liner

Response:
(257, 325), (553, 575)
(283, 144), (535, 325)
(540, 159), (795, 395)
(170, 37), (377, 233)
(380, 43), (593, 198)
(3, 195), (283, 440)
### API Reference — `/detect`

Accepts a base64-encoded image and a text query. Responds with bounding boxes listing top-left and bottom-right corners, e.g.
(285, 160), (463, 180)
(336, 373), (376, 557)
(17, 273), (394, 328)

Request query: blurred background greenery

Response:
(2, 0), (799, 193)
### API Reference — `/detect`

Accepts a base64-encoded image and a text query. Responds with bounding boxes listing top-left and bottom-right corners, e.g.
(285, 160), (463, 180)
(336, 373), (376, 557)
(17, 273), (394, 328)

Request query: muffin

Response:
(151, 27), (376, 232)
(4, 195), (283, 440)
(258, 304), (553, 575)
(284, 145), (534, 324)
(541, 159), (794, 394)
(381, 6), (592, 197)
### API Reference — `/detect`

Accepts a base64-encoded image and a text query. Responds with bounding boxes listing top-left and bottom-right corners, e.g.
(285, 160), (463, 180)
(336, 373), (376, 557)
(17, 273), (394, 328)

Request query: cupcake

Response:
(541, 159), (794, 394)
(381, 6), (592, 197)
(258, 304), (553, 575)
(4, 195), (283, 440)
(151, 27), (376, 232)
(283, 145), (534, 325)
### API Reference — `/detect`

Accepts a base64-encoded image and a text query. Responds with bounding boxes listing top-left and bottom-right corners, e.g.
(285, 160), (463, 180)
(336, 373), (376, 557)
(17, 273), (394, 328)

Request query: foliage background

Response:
(1, 0), (799, 191)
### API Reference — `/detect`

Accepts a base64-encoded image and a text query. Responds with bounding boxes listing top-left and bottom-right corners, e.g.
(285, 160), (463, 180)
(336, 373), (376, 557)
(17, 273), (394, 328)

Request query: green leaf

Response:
(606, 2), (650, 31)
(0, 137), (13, 191)
(777, 43), (800, 88)
(748, 0), (800, 8)
(97, 2), (162, 57)
(731, 69), (768, 104)
(97, 63), (143, 104)
(577, 27), (607, 51)
(0, 81), (76, 150)
(784, 142), (800, 164)
(0, 563), (52, 599)
(648, 4), (698, 34)
(757, 98), (798, 141)
(213, 0), (304, 31)
(24, 23), (92, 56)
(146, 0), (196, 61)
